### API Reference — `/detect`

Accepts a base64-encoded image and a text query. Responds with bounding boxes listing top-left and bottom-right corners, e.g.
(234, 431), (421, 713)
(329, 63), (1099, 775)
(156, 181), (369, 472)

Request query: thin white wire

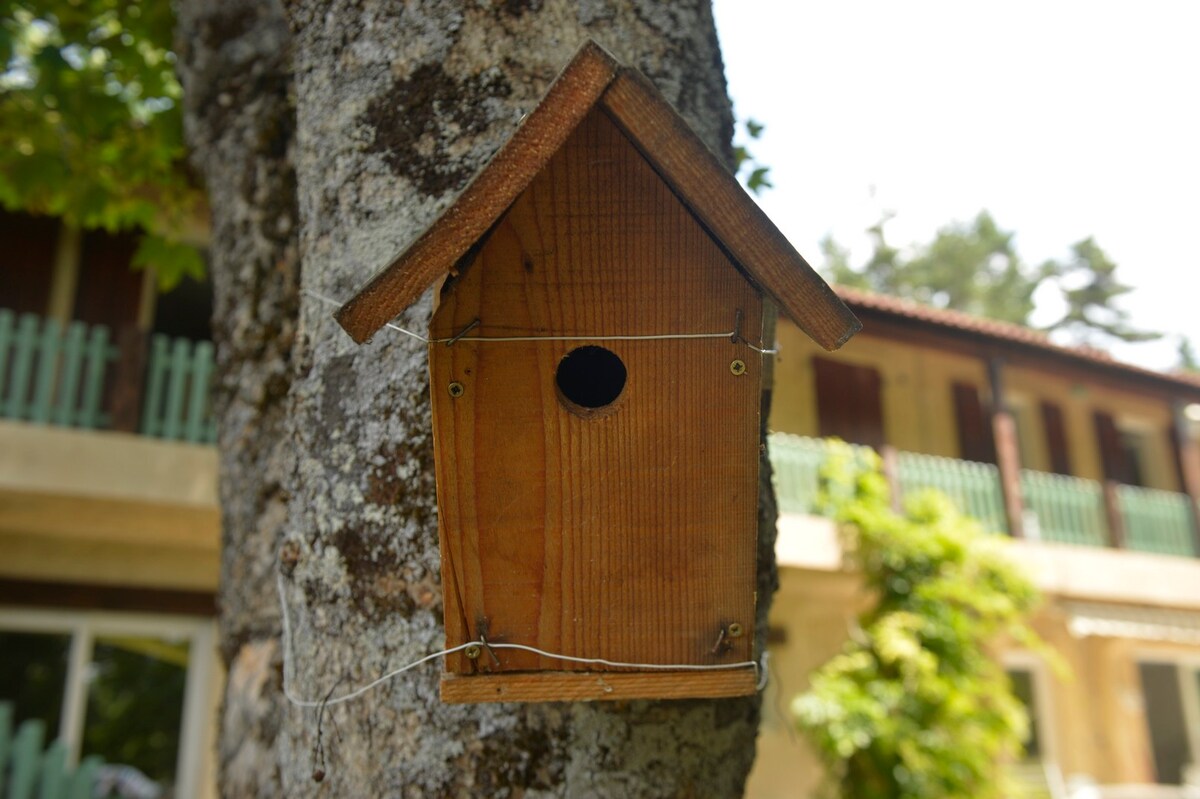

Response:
(304, 289), (779, 354)
(279, 571), (761, 708)
(756, 650), (771, 692)
(484, 642), (758, 674)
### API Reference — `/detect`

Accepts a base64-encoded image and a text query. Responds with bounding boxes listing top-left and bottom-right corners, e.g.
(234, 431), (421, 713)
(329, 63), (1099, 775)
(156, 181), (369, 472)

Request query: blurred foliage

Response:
(0, 631), (71, 739)
(824, 211), (1159, 349)
(1179, 338), (1200, 373)
(83, 639), (187, 786)
(733, 117), (772, 195)
(0, 0), (204, 289)
(1040, 236), (1159, 346)
(824, 211), (1037, 326)
(793, 441), (1046, 799)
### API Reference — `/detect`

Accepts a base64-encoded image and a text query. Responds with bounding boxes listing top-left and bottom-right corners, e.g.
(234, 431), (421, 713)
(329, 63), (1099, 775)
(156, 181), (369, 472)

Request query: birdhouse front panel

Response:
(428, 108), (764, 702)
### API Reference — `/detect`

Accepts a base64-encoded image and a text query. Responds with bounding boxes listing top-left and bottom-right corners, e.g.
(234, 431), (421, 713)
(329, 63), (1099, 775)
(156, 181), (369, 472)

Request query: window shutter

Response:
(813, 357), (884, 450)
(952, 381), (997, 464)
(1093, 411), (1127, 483)
(1040, 401), (1072, 475)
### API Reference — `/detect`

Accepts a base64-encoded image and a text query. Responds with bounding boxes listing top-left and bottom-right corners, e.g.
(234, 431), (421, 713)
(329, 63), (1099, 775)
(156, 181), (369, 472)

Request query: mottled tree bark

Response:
(174, 2), (297, 795)
(177, 1), (778, 796)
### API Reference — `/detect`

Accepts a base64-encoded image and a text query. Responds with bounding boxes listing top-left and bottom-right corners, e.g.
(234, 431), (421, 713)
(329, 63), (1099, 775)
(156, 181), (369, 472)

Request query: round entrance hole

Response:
(555, 345), (627, 413)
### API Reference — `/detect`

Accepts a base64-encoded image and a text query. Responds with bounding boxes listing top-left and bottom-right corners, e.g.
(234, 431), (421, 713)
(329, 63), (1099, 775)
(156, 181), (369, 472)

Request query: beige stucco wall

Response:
(0, 420), (220, 591)
(747, 514), (1200, 796)
(769, 320), (1183, 491)
(771, 320), (986, 458)
(1004, 363), (1179, 490)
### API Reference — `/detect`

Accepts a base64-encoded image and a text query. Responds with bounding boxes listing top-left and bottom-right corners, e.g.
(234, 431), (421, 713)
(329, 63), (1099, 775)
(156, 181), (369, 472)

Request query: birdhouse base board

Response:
(440, 669), (757, 704)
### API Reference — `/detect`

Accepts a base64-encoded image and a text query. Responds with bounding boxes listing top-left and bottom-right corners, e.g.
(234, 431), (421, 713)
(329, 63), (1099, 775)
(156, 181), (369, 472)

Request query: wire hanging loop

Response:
(303, 290), (778, 354)
(278, 571), (763, 708)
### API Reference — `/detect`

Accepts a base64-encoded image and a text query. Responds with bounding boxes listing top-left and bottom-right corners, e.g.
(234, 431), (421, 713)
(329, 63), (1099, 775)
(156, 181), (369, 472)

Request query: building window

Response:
(812, 357), (884, 449)
(0, 609), (215, 799)
(952, 381), (997, 464)
(1095, 411), (1153, 487)
(1040, 401), (1073, 476)
(1007, 666), (1042, 761)
(1002, 658), (1064, 798)
(0, 630), (71, 738)
(1139, 661), (1193, 785)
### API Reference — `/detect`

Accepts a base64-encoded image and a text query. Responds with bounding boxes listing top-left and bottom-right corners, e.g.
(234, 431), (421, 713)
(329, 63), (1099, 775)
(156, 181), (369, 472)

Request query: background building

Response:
(7, 206), (1200, 797)
(0, 209), (220, 799)
(749, 288), (1200, 798)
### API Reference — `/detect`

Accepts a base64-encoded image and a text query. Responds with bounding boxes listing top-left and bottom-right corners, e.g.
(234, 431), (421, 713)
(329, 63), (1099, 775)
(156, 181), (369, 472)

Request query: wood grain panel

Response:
(441, 669), (758, 704)
(599, 72), (860, 351)
(429, 109), (761, 696)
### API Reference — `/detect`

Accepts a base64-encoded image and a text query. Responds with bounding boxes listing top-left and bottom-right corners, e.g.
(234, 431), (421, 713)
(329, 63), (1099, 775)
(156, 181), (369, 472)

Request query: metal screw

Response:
(729, 359), (747, 376)
(465, 645), (482, 660)
(727, 622), (744, 638)
(448, 381), (465, 398)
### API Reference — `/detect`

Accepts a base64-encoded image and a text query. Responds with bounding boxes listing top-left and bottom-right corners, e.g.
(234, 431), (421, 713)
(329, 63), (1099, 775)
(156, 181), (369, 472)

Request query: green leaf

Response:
(0, 0), (204, 278)
(746, 166), (772, 194)
(131, 234), (206, 292)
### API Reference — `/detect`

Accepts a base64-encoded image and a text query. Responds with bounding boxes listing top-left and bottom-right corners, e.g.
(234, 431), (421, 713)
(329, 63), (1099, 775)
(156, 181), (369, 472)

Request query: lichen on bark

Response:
(177, 0), (774, 795)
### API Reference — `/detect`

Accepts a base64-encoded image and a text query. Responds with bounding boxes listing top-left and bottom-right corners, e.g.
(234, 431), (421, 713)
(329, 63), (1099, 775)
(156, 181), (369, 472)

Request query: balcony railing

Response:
(896, 451), (1008, 536)
(1118, 484), (1196, 557)
(0, 309), (216, 444)
(1021, 470), (1108, 548)
(769, 434), (1200, 559)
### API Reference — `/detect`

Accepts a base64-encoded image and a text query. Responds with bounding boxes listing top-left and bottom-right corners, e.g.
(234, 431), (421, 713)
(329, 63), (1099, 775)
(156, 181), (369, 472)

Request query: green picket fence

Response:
(0, 703), (102, 799)
(139, 333), (217, 444)
(767, 433), (877, 514)
(1119, 485), (1197, 557)
(767, 434), (1200, 560)
(0, 309), (216, 444)
(1021, 470), (1108, 548)
(768, 433), (832, 514)
(896, 450), (1009, 535)
(0, 309), (117, 429)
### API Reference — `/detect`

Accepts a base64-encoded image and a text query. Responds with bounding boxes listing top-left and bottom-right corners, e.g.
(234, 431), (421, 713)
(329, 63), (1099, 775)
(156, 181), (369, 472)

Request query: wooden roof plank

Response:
(598, 71), (860, 351)
(335, 41), (621, 343)
(336, 39), (860, 351)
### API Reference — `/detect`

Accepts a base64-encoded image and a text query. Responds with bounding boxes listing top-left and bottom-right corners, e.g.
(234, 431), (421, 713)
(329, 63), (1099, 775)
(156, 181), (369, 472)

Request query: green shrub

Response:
(793, 442), (1043, 799)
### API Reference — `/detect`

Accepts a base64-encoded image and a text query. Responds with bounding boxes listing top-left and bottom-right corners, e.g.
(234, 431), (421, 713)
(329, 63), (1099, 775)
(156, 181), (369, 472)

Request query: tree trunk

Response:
(176, 1), (778, 796)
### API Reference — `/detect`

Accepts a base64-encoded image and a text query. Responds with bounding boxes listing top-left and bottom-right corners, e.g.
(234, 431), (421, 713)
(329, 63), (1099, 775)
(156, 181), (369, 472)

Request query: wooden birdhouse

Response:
(336, 41), (859, 704)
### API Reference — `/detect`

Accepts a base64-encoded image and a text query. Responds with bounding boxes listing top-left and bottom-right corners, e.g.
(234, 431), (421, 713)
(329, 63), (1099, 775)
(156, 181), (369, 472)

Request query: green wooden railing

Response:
(768, 433), (831, 514)
(1119, 485), (1197, 557)
(140, 334), (217, 443)
(767, 434), (1200, 560)
(896, 451), (1009, 534)
(768, 433), (877, 515)
(0, 309), (215, 444)
(0, 310), (116, 429)
(0, 703), (103, 799)
(1021, 470), (1108, 548)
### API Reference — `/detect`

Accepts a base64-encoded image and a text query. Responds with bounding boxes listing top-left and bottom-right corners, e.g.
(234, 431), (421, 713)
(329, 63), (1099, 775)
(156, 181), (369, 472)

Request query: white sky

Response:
(712, 0), (1200, 370)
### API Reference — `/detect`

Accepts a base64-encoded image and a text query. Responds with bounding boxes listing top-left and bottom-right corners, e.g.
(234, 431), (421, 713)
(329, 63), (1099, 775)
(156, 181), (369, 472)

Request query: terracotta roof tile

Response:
(834, 285), (1200, 396)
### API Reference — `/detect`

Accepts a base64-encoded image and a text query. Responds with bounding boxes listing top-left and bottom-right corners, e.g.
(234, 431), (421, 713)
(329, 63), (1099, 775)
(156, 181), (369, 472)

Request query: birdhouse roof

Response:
(336, 40), (861, 350)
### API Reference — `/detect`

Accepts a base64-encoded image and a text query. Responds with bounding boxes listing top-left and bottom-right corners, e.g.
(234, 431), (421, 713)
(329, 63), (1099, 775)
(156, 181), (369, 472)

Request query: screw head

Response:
(464, 644), (482, 660)
(727, 622), (744, 638)
(448, 381), (465, 398)
(729, 359), (747, 376)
